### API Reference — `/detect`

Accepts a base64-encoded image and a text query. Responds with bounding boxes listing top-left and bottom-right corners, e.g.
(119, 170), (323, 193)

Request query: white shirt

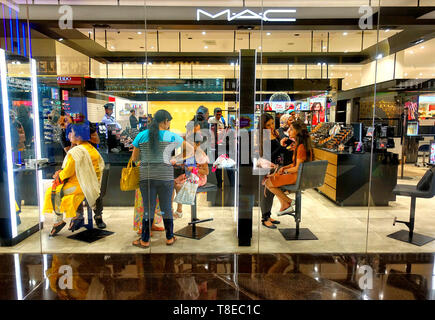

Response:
(208, 116), (225, 130)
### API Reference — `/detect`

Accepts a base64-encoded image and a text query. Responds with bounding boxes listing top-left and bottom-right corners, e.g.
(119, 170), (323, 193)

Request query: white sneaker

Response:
(173, 210), (183, 219)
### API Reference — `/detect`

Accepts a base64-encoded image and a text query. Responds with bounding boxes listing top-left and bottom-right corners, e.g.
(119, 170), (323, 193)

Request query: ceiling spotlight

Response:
(266, 32), (271, 36)
(343, 32), (348, 36)
(323, 46), (327, 49)
(419, 72), (423, 76)
(344, 50), (348, 53)
(410, 50), (414, 54)
(59, 38), (64, 41)
(230, 62), (235, 66)
(202, 31), (206, 35)
(207, 64), (210, 67)
(151, 46), (154, 49)
(385, 29), (390, 32)
(148, 62), (152, 65)
(258, 46), (262, 50)
(137, 31), (142, 35)
(404, 73), (408, 76)
(421, 46), (425, 49)
(376, 54), (383, 59)
(204, 46), (208, 49)
(322, 63), (326, 66)
(317, 62), (321, 66)
(88, 31), (92, 34)
(111, 46), (115, 49)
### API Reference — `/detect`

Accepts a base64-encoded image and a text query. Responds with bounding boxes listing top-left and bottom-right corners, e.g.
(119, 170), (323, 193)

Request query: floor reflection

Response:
(0, 253), (433, 300)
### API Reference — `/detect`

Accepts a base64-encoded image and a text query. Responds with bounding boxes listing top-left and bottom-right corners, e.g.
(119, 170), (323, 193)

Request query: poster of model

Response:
(309, 95), (326, 126)
(405, 96), (419, 121)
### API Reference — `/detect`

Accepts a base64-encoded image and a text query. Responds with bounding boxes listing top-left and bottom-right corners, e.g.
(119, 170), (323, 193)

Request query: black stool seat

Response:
(278, 160), (328, 241)
(388, 168), (435, 246)
(393, 185), (432, 198)
(197, 183), (218, 193)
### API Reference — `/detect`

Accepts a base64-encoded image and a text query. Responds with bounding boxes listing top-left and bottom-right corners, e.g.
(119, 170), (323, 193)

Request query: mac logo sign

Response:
(196, 9), (296, 22)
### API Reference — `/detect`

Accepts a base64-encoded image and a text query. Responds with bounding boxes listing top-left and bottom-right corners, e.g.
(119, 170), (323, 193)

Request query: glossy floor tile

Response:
(0, 252), (434, 300)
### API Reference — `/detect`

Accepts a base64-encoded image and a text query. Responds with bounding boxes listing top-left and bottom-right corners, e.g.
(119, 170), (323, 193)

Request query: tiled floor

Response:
(1, 252), (434, 300)
(1, 164), (434, 254)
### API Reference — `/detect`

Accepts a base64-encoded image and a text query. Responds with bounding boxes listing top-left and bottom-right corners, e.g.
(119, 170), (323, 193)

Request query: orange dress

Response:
(268, 144), (310, 187)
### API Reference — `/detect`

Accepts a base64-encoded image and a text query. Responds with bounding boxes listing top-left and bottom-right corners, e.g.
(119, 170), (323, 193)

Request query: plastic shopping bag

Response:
(174, 170), (200, 205)
(212, 154), (236, 172)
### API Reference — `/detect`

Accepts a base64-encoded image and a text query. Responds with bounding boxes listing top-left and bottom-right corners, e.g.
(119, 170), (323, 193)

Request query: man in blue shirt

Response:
(101, 103), (122, 152)
(101, 103), (122, 130)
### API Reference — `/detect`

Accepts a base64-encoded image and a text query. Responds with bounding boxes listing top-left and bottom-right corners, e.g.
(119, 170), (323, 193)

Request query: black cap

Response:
(104, 103), (114, 110)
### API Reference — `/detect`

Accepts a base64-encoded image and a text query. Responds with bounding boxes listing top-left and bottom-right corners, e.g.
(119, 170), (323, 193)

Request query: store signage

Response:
(197, 9), (296, 22)
(56, 76), (82, 86)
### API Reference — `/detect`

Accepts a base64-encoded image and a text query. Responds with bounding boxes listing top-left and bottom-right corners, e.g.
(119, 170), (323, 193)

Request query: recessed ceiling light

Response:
(202, 31), (206, 35)
(258, 46), (262, 50)
(289, 64), (292, 67)
(204, 46), (208, 49)
(344, 50), (348, 53)
(343, 32), (348, 36)
(410, 50), (414, 54)
(419, 72), (423, 76)
(323, 46), (327, 49)
(88, 31), (92, 34)
(111, 46), (115, 49)
(376, 54), (383, 59)
(151, 46), (154, 49)
(59, 38), (63, 41)
(331, 73), (334, 76)
(385, 29), (390, 32)
(207, 64), (210, 67)
(404, 73), (408, 76)
(317, 62), (321, 66)
(322, 63), (326, 66)
(148, 62), (152, 65)
(266, 32), (271, 36)
(421, 46), (425, 49)
(230, 62), (234, 66)
(137, 32), (142, 35)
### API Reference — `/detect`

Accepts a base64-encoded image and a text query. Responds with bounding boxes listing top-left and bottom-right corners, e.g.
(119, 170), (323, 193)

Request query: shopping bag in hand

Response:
(212, 154), (236, 172)
(174, 169), (200, 205)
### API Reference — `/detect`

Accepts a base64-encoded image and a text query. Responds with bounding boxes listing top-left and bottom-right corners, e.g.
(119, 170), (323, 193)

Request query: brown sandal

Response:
(166, 236), (177, 246)
(132, 238), (150, 249)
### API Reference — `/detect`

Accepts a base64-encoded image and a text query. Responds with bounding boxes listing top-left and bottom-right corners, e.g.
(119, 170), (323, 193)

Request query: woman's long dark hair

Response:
(291, 120), (313, 161)
(149, 109), (172, 154)
(259, 113), (275, 157)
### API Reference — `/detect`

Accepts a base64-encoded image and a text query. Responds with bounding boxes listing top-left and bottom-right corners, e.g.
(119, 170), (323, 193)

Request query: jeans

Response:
(93, 196), (103, 218)
(139, 179), (174, 242)
(260, 174), (275, 222)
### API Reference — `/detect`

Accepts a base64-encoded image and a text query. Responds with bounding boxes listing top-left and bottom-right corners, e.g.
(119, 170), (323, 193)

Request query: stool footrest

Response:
(189, 218), (214, 225)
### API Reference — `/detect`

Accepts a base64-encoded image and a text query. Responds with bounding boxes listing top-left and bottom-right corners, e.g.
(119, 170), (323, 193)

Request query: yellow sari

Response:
(43, 142), (102, 218)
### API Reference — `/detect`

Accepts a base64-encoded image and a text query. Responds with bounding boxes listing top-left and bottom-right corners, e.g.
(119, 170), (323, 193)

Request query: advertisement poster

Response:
(62, 90), (69, 101)
(418, 95), (435, 119)
(240, 114), (254, 130)
(309, 96), (326, 126)
(430, 142), (435, 165)
(405, 96), (419, 121)
(51, 88), (59, 100)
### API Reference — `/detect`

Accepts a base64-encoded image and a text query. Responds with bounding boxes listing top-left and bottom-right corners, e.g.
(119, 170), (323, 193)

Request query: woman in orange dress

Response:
(264, 120), (313, 215)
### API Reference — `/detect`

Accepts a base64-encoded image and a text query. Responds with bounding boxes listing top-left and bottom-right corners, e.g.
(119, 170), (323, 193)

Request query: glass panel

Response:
(366, 0), (435, 257)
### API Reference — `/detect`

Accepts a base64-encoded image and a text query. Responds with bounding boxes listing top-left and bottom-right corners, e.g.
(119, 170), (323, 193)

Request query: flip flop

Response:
(277, 204), (295, 216)
(50, 221), (66, 237)
(68, 218), (84, 232)
(166, 236), (177, 246)
(132, 239), (150, 249)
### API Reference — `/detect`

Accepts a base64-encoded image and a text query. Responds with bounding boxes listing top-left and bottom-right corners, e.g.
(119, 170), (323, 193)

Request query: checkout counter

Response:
(311, 122), (399, 206)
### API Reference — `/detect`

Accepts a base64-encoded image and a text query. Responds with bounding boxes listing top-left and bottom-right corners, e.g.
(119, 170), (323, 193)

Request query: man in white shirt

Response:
(208, 107), (226, 130)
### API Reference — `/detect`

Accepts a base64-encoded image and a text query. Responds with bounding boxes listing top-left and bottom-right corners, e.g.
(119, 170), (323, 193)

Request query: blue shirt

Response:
(101, 114), (121, 130)
(132, 129), (184, 148)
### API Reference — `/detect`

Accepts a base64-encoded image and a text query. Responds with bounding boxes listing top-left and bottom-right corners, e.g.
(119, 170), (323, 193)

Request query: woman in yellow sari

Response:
(43, 121), (105, 236)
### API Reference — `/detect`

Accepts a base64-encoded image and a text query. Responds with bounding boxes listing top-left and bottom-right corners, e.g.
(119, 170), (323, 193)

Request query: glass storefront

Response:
(0, 0), (434, 259)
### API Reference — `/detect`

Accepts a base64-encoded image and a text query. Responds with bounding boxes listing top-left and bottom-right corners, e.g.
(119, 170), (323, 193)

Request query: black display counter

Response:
(314, 148), (399, 206)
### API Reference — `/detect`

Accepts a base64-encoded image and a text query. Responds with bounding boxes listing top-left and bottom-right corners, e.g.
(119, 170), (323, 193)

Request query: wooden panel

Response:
(326, 163), (337, 177)
(318, 184), (337, 202)
(324, 173), (336, 189)
(313, 148), (338, 165)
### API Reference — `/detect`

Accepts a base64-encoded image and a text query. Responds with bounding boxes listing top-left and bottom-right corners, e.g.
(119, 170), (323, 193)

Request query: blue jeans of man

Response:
(139, 179), (174, 242)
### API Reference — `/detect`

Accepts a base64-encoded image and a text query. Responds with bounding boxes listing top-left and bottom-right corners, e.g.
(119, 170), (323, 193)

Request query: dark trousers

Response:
(139, 179), (174, 242)
(215, 168), (235, 188)
(260, 175), (275, 222)
(93, 196), (103, 217)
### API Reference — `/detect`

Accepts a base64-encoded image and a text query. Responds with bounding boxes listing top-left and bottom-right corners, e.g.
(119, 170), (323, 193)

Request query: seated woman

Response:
(173, 115), (209, 218)
(43, 120), (105, 236)
(264, 120), (313, 215)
